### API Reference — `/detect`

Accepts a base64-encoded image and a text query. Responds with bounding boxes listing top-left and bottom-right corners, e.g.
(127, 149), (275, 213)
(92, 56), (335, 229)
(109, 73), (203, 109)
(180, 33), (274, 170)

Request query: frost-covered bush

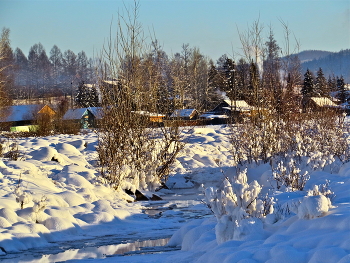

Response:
(230, 110), (349, 190)
(204, 169), (273, 243)
(14, 174), (31, 209)
(31, 196), (47, 223)
(296, 194), (332, 219)
(272, 159), (309, 191)
(15, 187), (32, 210)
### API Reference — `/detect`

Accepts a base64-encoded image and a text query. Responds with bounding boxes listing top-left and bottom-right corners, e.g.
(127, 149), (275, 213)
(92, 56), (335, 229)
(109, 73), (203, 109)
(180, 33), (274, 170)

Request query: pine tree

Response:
(90, 86), (100, 107)
(75, 81), (89, 108)
(263, 29), (281, 111)
(315, 68), (328, 97)
(301, 69), (315, 97)
(223, 58), (238, 102)
(328, 74), (337, 92)
(248, 61), (261, 107)
(337, 75), (347, 103)
(236, 58), (249, 101)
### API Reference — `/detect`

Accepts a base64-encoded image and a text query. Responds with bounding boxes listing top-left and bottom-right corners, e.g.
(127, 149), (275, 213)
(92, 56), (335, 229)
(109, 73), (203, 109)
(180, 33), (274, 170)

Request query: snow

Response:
(0, 124), (349, 262)
(170, 108), (197, 118)
(0, 104), (44, 122)
(310, 97), (339, 107)
(62, 108), (89, 120)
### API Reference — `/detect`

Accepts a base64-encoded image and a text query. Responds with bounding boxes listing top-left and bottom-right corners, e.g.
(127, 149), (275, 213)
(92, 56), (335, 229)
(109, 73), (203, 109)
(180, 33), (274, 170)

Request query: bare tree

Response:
(97, 1), (184, 192)
(0, 28), (13, 108)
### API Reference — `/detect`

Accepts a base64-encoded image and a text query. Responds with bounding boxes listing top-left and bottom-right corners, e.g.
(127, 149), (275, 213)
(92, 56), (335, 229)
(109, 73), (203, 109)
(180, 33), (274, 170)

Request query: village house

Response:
(169, 109), (199, 120)
(0, 104), (56, 131)
(62, 107), (102, 129)
(303, 97), (342, 112)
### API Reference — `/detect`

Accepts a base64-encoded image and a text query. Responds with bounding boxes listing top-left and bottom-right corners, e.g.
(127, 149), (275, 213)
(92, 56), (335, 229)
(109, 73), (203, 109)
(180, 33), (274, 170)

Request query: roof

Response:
(103, 80), (119, 86)
(0, 104), (46, 122)
(170, 109), (198, 118)
(84, 84), (97, 88)
(88, 107), (103, 119)
(310, 97), (338, 107)
(133, 111), (166, 117)
(199, 113), (229, 119)
(62, 108), (90, 120)
(224, 100), (251, 108)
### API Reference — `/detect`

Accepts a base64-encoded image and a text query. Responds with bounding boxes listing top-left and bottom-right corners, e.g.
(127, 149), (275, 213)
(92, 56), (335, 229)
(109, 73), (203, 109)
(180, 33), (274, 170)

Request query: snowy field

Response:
(0, 124), (349, 262)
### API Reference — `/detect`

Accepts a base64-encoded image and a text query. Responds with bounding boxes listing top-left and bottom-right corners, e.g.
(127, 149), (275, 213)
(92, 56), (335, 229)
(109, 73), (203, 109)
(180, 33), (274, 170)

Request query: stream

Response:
(0, 188), (212, 262)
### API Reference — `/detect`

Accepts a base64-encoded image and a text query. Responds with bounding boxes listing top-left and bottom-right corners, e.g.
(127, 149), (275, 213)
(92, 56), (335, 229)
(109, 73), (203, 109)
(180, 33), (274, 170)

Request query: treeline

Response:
(302, 49), (350, 83)
(2, 32), (96, 101)
(1, 26), (349, 115)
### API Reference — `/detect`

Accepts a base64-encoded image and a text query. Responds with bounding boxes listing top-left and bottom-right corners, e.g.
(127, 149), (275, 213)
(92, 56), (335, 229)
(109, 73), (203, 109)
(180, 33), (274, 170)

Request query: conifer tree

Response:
(90, 86), (100, 107)
(223, 58), (238, 103)
(248, 62), (261, 106)
(337, 75), (347, 103)
(328, 74), (337, 92)
(315, 68), (328, 97)
(75, 81), (89, 108)
(301, 69), (315, 97)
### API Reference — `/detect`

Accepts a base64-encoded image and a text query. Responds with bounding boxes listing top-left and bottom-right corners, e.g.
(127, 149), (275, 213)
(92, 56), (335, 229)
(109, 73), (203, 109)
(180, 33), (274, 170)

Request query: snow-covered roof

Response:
(0, 104), (45, 122)
(133, 111), (166, 117)
(84, 84), (96, 88)
(103, 80), (119, 86)
(170, 109), (198, 118)
(224, 100), (250, 108)
(310, 97), (338, 107)
(222, 100), (253, 111)
(62, 108), (89, 120)
(199, 113), (229, 119)
(88, 107), (103, 119)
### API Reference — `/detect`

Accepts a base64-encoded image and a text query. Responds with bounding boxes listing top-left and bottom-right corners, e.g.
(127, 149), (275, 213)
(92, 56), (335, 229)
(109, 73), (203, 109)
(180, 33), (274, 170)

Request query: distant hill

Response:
(297, 50), (334, 63)
(300, 49), (350, 83)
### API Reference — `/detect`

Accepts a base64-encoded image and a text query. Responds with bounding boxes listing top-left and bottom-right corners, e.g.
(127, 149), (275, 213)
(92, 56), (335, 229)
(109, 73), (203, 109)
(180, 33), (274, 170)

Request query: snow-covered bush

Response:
(272, 159), (309, 191)
(204, 169), (273, 243)
(230, 110), (349, 191)
(14, 185), (32, 210)
(296, 194), (331, 219)
(31, 195), (47, 223)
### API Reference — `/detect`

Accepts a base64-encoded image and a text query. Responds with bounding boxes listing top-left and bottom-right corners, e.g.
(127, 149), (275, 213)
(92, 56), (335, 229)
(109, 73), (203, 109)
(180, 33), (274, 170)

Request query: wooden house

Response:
(303, 97), (342, 112)
(212, 100), (252, 114)
(132, 111), (166, 124)
(0, 104), (56, 131)
(210, 99), (255, 122)
(62, 108), (99, 129)
(170, 109), (199, 120)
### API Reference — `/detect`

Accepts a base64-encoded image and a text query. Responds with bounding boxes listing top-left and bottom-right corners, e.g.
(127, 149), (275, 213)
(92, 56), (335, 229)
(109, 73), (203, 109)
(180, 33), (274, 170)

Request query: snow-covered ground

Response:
(0, 125), (349, 262)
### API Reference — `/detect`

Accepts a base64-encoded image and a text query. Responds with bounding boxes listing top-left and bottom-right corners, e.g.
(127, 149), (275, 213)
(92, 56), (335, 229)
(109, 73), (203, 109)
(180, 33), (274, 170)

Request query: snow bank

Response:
(0, 125), (349, 263)
(0, 133), (140, 254)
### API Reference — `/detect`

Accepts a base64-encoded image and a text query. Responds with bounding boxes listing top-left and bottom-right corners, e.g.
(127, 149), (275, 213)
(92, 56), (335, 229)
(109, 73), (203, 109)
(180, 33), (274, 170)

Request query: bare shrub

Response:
(2, 137), (24, 161)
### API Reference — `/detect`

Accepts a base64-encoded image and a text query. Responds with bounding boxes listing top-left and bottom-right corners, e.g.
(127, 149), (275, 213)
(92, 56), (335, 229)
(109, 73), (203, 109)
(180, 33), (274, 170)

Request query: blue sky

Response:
(1, 0), (349, 61)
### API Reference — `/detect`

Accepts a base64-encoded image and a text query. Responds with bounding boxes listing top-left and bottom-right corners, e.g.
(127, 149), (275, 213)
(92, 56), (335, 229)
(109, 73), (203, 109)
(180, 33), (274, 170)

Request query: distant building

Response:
(133, 111), (166, 123)
(303, 97), (342, 112)
(212, 100), (253, 114)
(170, 109), (199, 120)
(62, 107), (102, 129)
(0, 104), (56, 131)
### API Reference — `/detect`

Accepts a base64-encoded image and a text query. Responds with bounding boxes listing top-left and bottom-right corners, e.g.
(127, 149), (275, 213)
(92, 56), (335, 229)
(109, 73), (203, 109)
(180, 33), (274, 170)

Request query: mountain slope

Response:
(301, 49), (350, 82)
